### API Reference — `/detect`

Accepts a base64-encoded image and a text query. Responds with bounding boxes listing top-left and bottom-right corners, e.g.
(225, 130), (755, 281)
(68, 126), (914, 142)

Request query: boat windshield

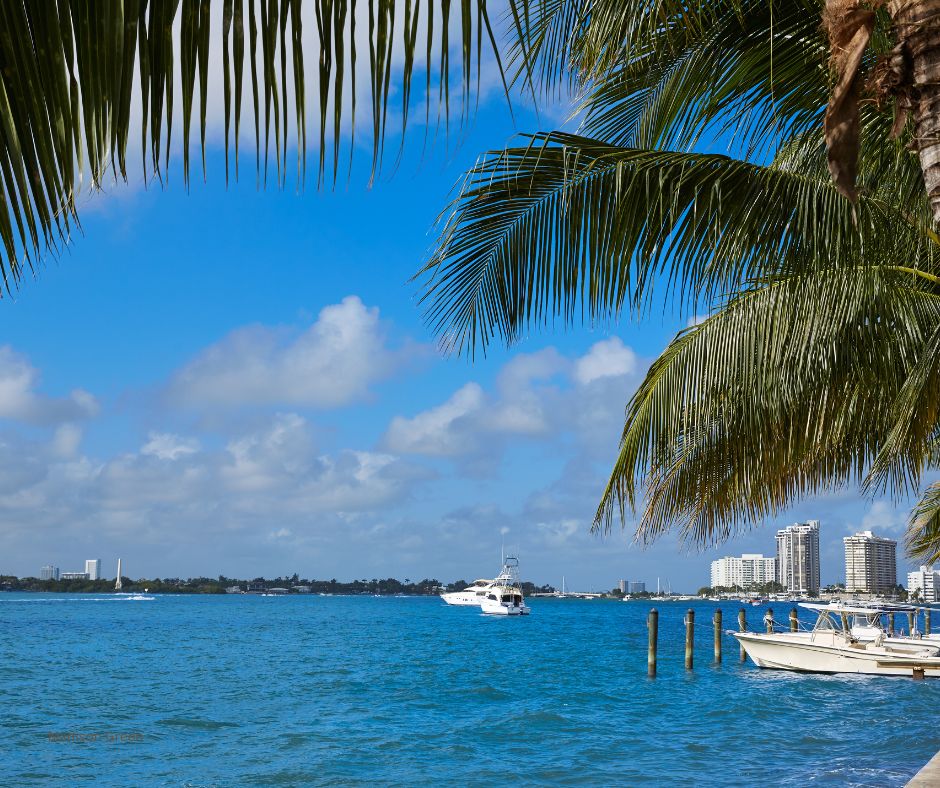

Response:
(813, 611), (839, 632)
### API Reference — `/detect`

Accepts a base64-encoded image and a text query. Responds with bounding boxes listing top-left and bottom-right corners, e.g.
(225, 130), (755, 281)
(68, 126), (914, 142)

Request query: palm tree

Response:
(822, 0), (940, 221)
(0, 0), (505, 287)
(419, 0), (940, 560)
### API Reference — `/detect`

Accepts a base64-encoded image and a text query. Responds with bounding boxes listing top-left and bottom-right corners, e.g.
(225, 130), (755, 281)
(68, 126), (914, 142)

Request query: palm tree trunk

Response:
(891, 0), (940, 222)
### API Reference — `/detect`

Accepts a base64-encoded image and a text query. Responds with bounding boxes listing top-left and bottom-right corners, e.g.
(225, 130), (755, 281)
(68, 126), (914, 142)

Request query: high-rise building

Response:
(776, 520), (821, 596)
(39, 565), (59, 581)
(908, 566), (939, 602)
(629, 581), (646, 594)
(844, 531), (897, 595)
(618, 580), (646, 594)
(85, 559), (100, 581)
(710, 554), (776, 589)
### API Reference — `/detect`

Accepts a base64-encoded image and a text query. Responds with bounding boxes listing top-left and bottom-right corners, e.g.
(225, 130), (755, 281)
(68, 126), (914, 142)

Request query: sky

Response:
(0, 11), (925, 590)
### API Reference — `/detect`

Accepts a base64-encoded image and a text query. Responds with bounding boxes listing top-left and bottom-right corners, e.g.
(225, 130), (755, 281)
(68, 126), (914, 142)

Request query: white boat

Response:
(479, 557), (530, 616)
(808, 603), (940, 652)
(733, 603), (940, 676)
(440, 578), (498, 606)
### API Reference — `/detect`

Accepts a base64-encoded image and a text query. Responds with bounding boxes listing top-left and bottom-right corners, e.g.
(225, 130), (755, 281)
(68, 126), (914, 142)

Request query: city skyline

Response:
(707, 521), (911, 592)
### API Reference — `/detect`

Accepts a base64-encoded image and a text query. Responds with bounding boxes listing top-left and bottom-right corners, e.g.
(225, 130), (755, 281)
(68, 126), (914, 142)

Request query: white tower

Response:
(115, 558), (122, 591)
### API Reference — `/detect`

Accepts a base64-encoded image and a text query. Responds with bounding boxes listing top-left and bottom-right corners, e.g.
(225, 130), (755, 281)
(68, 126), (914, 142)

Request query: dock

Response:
(907, 750), (940, 786)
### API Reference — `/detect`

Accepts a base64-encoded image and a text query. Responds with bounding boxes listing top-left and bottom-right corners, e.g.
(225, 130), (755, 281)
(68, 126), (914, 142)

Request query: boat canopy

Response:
(799, 602), (916, 615)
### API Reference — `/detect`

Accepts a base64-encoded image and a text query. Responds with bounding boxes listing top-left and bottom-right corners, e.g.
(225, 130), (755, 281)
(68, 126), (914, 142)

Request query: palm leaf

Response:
(593, 265), (940, 545)
(907, 482), (940, 564)
(419, 131), (921, 356)
(0, 0), (504, 288)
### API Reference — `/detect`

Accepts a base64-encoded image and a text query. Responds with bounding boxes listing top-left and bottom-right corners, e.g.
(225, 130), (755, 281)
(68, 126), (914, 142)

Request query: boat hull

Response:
(440, 591), (484, 606)
(480, 600), (530, 616)
(734, 632), (940, 676)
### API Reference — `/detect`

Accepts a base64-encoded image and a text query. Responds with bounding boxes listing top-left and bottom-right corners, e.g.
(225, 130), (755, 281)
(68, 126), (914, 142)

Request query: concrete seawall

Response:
(907, 750), (940, 786)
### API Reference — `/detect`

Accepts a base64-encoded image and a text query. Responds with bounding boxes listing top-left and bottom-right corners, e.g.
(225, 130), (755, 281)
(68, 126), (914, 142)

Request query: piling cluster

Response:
(646, 606), (799, 675)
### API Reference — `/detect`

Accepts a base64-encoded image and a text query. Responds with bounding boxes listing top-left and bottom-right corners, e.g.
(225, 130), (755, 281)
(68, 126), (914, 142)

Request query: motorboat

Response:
(732, 603), (940, 676)
(440, 578), (498, 606)
(479, 556), (530, 616)
(803, 603), (940, 653)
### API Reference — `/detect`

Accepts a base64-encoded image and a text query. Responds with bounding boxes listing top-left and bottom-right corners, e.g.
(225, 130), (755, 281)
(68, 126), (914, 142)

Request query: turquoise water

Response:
(2, 594), (935, 786)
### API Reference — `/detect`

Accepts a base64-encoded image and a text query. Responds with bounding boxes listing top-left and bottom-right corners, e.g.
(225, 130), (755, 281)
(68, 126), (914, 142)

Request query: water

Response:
(2, 594), (936, 786)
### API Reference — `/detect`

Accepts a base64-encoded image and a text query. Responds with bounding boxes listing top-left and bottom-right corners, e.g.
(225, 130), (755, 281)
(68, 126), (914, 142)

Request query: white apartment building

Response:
(710, 554), (776, 589)
(844, 531), (897, 595)
(39, 565), (59, 581)
(908, 566), (940, 602)
(776, 520), (821, 596)
(85, 559), (101, 581)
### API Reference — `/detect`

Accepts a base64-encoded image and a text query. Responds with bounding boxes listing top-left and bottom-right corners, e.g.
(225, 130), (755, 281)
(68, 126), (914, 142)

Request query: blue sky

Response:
(0, 19), (924, 589)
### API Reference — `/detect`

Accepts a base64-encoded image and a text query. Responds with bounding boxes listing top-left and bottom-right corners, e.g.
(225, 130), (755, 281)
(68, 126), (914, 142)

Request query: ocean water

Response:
(1, 594), (936, 786)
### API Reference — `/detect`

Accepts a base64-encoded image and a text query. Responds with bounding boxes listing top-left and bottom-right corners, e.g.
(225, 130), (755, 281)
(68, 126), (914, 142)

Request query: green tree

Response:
(419, 0), (940, 561)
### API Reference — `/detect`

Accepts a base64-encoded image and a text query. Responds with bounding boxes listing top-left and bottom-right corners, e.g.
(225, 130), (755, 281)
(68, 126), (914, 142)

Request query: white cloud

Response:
(859, 500), (909, 536)
(0, 346), (98, 425)
(168, 296), (404, 409)
(51, 424), (83, 458)
(384, 339), (643, 461)
(141, 432), (201, 461)
(573, 337), (637, 385)
(0, 412), (431, 572)
(384, 383), (484, 456)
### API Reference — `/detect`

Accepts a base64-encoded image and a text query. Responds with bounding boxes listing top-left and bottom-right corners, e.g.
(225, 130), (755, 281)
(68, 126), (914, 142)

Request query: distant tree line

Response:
(697, 582), (787, 596)
(0, 574), (555, 596)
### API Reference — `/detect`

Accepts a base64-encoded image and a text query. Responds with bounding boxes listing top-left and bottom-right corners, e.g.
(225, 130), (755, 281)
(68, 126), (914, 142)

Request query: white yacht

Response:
(440, 578), (497, 607)
(479, 557), (530, 616)
(733, 603), (940, 676)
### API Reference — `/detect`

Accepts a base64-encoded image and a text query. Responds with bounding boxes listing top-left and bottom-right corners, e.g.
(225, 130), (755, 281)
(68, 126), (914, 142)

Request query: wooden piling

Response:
(713, 609), (722, 664)
(685, 608), (695, 670)
(647, 608), (658, 678)
(789, 607), (799, 632)
(914, 667), (926, 680)
(888, 612), (895, 635)
(909, 611), (915, 635)
(738, 608), (747, 662)
(765, 607), (774, 633)
(927, 609), (932, 636)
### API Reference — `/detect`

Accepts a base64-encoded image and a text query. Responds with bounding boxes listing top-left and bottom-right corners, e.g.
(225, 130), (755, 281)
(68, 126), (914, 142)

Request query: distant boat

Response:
(440, 578), (497, 606)
(479, 557), (530, 616)
(441, 555), (531, 615)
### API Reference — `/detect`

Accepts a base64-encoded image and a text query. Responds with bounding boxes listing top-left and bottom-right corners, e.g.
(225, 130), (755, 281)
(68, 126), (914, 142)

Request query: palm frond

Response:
(0, 0), (504, 288)
(907, 482), (940, 564)
(579, 0), (827, 155)
(592, 265), (940, 545)
(419, 131), (921, 356)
